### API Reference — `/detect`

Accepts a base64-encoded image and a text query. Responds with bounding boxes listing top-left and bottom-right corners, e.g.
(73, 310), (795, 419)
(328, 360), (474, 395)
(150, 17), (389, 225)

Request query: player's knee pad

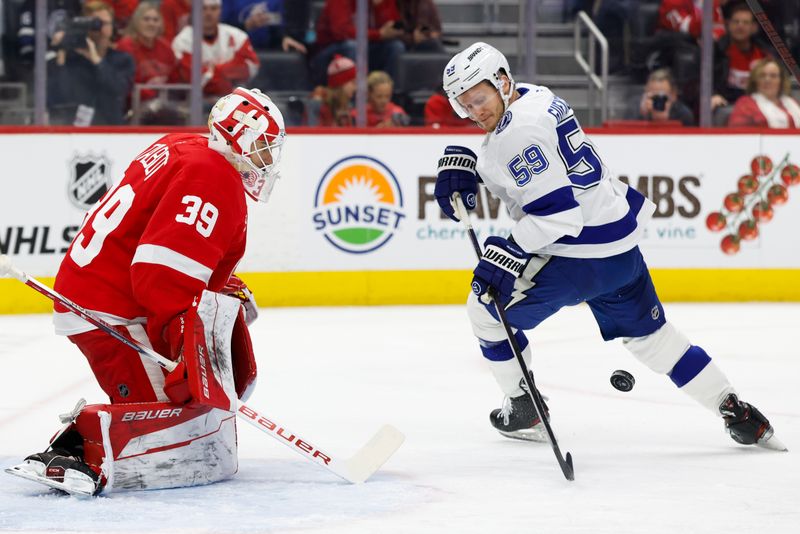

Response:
(70, 400), (237, 492)
(623, 321), (690, 374)
(467, 291), (504, 341)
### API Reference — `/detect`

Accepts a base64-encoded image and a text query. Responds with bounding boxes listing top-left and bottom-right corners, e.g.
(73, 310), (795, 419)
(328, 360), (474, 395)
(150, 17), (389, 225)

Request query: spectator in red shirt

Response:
(424, 86), (473, 128)
(657, 0), (725, 40)
(350, 70), (409, 127)
(171, 0), (260, 99)
(109, 0), (138, 29)
(314, 54), (357, 127)
(117, 2), (179, 103)
(310, 0), (405, 87)
(728, 57), (800, 128)
(712, 1), (770, 111)
(160, 0), (191, 42)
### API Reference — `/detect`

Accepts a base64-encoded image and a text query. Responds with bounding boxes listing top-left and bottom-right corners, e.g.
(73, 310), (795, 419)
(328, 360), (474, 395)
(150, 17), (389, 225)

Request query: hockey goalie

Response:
(6, 87), (286, 496)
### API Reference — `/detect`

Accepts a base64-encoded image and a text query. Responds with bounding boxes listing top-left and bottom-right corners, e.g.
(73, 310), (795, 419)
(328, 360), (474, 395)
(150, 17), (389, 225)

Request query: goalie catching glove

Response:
(473, 236), (531, 302)
(435, 145), (480, 221)
(162, 279), (259, 405)
(221, 274), (259, 325)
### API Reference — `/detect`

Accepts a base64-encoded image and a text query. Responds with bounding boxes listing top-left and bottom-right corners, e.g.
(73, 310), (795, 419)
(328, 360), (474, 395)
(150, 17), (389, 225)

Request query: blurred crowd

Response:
(0, 0), (798, 129)
(0, 0), (473, 127)
(578, 0), (800, 128)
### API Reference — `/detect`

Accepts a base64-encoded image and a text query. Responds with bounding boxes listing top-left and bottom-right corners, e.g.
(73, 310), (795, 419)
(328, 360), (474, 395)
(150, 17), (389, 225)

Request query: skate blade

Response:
(5, 465), (97, 497)
(757, 430), (788, 452)
(498, 425), (549, 443)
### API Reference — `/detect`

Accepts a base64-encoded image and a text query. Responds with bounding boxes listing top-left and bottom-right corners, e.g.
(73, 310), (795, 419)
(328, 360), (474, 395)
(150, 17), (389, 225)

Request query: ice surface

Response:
(1, 303), (798, 533)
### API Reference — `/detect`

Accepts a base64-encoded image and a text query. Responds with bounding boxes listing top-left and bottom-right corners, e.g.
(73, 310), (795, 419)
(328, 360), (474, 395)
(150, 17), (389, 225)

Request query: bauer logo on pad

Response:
(312, 155), (406, 254)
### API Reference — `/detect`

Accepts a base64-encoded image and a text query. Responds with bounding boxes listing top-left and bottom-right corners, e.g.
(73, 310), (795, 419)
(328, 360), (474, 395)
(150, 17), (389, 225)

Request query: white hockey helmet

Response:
(208, 87), (286, 203)
(442, 42), (516, 118)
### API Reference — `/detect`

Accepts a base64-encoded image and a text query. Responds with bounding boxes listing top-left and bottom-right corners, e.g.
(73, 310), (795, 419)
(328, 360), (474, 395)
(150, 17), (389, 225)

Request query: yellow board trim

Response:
(1, 269), (799, 314)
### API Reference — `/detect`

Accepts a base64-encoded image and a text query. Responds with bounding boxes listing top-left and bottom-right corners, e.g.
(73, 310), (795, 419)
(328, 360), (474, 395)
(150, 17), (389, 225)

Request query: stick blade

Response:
(333, 425), (405, 484)
(0, 255), (13, 277)
(0, 255), (25, 281)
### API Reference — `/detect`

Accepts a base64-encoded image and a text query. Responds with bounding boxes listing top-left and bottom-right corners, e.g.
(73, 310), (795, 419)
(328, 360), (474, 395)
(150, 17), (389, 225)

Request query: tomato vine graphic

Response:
(705, 154), (799, 255)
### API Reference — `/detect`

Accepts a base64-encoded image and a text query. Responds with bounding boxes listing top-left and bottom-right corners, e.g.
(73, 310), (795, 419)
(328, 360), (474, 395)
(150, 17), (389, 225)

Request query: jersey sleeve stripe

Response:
(554, 186), (646, 246)
(131, 244), (213, 283)
(53, 309), (146, 336)
(521, 186), (580, 217)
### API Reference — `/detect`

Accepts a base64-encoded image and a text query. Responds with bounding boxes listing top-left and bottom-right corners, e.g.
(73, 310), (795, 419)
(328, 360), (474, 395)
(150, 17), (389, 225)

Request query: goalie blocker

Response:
(6, 291), (255, 495)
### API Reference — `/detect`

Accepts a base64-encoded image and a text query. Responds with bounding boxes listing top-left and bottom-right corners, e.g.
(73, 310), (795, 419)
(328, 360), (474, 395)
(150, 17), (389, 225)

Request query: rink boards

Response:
(1, 127), (799, 313)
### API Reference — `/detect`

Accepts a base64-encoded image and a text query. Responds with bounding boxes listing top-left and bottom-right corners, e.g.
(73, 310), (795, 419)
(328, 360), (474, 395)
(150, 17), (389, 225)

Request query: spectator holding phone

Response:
(396, 0), (444, 53)
(627, 68), (694, 125)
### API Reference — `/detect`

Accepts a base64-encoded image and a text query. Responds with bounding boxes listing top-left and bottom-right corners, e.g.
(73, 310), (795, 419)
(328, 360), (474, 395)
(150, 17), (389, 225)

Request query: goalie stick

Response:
(453, 195), (575, 481)
(0, 255), (404, 484)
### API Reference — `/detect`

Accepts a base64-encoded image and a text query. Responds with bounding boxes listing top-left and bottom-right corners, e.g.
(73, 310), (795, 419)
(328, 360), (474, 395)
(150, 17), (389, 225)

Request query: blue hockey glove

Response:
(472, 236), (531, 300)
(435, 145), (479, 221)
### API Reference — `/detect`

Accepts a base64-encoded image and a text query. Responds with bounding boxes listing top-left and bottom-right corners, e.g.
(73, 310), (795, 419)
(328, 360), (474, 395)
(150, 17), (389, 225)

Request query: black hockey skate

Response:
(719, 393), (787, 451)
(490, 381), (550, 442)
(5, 448), (101, 497)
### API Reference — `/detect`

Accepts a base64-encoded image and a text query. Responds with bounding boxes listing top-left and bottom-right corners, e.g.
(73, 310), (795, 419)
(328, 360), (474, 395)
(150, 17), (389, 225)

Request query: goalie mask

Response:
(443, 42), (516, 119)
(208, 87), (286, 203)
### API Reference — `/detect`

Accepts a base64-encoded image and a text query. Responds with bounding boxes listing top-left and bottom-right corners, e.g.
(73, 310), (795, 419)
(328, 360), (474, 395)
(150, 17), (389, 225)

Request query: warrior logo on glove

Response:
(435, 145), (480, 221)
(472, 236), (531, 300)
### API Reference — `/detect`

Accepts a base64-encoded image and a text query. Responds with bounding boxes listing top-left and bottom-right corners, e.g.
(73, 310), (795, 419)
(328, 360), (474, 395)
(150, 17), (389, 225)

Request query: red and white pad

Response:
(182, 290), (242, 410)
(75, 401), (238, 491)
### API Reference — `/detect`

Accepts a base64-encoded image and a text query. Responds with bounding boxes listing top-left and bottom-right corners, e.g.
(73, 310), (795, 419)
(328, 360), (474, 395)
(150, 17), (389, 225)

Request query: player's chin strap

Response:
(452, 194), (575, 482)
(499, 76), (516, 113)
(0, 254), (405, 484)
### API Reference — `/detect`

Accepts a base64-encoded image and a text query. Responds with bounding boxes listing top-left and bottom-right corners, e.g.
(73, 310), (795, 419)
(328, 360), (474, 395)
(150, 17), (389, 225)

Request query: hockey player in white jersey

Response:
(435, 42), (785, 450)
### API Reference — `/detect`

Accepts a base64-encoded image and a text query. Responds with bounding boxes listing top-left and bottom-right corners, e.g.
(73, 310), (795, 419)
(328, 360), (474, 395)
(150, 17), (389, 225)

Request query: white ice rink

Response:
(0, 302), (798, 533)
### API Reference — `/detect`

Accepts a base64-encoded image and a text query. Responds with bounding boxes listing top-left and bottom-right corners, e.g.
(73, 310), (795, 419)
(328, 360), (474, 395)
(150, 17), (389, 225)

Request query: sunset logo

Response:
(312, 155), (406, 254)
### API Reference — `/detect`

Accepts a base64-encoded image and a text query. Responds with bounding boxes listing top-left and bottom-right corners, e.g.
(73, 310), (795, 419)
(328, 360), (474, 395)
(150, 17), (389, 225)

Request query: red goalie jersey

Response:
(54, 133), (248, 355)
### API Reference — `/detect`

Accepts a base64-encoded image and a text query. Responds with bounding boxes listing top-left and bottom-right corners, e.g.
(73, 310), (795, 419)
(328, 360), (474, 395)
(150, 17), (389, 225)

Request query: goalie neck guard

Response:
(443, 42), (516, 119)
(208, 87), (286, 203)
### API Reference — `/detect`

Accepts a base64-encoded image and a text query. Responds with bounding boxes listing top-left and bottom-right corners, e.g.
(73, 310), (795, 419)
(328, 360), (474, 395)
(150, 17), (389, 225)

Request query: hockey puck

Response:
(610, 370), (635, 392)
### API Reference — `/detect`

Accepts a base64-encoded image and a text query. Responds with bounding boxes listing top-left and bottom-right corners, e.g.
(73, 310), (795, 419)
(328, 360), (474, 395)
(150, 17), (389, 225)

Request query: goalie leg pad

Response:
(182, 290), (242, 410)
(74, 401), (238, 492)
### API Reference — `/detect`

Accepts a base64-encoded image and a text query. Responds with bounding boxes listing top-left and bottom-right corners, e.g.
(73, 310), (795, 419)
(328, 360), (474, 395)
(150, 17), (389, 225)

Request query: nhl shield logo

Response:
(68, 154), (112, 210)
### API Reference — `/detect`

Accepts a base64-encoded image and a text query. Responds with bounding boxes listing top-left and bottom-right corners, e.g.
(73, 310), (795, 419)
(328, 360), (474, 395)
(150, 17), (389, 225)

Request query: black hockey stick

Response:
(453, 194), (575, 481)
(745, 0), (800, 84)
